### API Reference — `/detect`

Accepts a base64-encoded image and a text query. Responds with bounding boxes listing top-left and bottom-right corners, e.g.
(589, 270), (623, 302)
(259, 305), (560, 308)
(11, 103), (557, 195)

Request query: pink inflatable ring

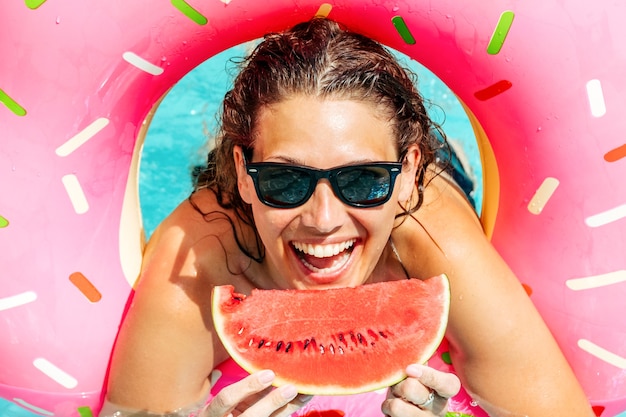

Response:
(2, 1), (625, 416)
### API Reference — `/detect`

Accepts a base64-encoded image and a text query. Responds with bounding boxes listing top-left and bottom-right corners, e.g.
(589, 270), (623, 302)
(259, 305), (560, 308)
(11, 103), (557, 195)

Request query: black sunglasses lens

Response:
(257, 167), (312, 206)
(251, 163), (398, 208)
(336, 166), (391, 206)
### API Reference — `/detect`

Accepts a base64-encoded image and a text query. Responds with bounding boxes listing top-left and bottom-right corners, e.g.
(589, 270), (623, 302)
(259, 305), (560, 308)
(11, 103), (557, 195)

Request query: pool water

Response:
(0, 44), (480, 416)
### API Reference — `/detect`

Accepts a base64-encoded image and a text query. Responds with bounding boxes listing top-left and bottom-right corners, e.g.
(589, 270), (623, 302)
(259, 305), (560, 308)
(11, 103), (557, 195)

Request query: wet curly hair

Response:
(191, 18), (449, 262)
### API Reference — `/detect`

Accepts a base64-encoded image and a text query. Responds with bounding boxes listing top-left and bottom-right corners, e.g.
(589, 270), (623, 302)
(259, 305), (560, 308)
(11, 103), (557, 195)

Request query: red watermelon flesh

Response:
(211, 275), (450, 395)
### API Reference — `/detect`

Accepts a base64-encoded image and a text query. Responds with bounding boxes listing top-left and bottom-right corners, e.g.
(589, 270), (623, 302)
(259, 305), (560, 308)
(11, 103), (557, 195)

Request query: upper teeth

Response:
(292, 239), (355, 258)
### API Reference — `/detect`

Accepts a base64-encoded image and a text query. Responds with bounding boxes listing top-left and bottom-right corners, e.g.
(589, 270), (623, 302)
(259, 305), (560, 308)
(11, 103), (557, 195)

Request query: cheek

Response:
(251, 205), (293, 239)
(359, 208), (396, 242)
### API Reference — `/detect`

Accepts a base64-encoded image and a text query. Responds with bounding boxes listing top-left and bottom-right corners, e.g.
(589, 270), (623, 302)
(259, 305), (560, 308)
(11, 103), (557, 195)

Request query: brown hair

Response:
(191, 18), (448, 261)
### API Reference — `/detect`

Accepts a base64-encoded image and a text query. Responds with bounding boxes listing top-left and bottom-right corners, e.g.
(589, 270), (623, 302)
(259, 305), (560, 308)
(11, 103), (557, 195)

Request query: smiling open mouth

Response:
(292, 239), (356, 274)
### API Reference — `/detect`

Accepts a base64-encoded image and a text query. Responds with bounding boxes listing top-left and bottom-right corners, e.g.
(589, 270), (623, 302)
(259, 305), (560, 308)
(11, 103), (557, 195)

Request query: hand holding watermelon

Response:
(384, 364), (461, 416)
(202, 370), (313, 417)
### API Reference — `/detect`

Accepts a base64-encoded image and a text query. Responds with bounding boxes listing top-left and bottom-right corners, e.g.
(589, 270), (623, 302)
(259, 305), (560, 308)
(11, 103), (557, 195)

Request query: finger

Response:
(271, 394), (315, 417)
(381, 396), (423, 417)
(405, 364), (461, 399)
(206, 370), (276, 416)
(239, 384), (301, 417)
(385, 387), (448, 417)
(388, 377), (431, 406)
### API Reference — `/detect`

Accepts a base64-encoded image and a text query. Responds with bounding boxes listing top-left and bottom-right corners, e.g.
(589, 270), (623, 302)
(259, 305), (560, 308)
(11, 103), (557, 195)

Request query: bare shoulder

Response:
(392, 170), (487, 278)
(394, 171), (539, 339)
(144, 188), (252, 286)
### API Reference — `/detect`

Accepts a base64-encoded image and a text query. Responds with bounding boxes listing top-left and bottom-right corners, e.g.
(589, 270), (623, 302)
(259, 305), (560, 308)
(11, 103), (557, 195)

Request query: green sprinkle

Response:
(0, 216), (8, 228)
(441, 351), (453, 365)
(171, 0), (208, 25)
(487, 10), (515, 55)
(24, 0), (47, 9)
(391, 16), (416, 45)
(77, 406), (94, 417)
(0, 89), (27, 116)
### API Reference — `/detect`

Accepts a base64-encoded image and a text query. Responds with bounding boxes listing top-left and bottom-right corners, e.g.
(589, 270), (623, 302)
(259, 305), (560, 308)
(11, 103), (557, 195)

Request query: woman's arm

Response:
(105, 200), (220, 411)
(395, 175), (594, 416)
(445, 229), (592, 415)
(103, 192), (313, 416)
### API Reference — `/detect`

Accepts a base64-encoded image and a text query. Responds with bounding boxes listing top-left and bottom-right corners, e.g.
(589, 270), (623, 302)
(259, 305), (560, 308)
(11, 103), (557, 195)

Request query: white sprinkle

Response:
(586, 79), (606, 118)
(585, 203), (626, 227)
(62, 174), (89, 214)
(566, 270), (626, 291)
(0, 291), (37, 311)
(55, 118), (109, 157)
(123, 52), (165, 76)
(578, 339), (626, 369)
(527, 177), (559, 215)
(33, 358), (78, 389)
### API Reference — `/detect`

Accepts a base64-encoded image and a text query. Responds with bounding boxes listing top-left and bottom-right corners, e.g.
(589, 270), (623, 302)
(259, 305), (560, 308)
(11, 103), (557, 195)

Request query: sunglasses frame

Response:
(244, 156), (403, 208)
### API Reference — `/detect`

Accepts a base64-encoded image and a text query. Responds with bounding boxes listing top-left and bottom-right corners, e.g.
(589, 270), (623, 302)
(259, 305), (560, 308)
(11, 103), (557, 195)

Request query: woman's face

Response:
(235, 96), (419, 290)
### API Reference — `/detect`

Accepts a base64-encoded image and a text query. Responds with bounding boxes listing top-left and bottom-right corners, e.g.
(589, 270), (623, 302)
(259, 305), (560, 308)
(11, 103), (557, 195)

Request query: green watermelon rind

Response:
(212, 275), (450, 395)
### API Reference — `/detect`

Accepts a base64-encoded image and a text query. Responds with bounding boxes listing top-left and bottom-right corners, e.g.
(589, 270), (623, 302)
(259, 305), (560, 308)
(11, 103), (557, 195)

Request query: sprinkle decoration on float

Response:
(1, 1), (626, 416)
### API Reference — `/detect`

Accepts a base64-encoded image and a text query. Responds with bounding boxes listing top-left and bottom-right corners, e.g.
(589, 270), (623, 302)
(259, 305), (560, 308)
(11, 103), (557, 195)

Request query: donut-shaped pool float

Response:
(2, 1), (626, 416)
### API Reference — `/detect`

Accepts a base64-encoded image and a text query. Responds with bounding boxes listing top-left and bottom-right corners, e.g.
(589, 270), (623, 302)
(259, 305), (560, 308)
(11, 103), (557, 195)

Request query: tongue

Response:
(300, 253), (340, 270)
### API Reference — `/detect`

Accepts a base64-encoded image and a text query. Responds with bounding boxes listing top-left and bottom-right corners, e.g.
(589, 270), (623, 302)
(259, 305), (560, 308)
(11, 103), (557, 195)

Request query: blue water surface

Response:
(0, 44), (480, 416)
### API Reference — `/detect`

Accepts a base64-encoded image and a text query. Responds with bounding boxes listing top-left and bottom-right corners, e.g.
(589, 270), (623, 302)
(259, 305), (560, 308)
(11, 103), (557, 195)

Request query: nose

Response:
(300, 180), (346, 233)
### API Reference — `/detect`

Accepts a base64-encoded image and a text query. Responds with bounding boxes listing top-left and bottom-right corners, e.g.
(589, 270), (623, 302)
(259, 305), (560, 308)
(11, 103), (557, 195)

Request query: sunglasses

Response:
(244, 155), (403, 208)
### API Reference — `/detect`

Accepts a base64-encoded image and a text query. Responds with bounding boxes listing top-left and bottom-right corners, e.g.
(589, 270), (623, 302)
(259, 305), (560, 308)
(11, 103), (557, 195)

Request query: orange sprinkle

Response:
(604, 143), (626, 162)
(315, 3), (332, 18)
(69, 272), (102, 302)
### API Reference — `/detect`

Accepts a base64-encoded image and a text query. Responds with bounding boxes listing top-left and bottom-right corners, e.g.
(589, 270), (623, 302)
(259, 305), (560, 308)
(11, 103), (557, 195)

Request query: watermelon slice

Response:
(211, 275), (450, 395)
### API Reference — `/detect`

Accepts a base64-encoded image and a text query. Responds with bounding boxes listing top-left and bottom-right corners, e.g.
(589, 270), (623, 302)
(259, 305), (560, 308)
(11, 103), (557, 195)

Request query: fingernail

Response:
(258, 370), (275, 384)
(280, 384), (298, 400)
(298, 394), (314, 403)
(406, 364), (424, 377)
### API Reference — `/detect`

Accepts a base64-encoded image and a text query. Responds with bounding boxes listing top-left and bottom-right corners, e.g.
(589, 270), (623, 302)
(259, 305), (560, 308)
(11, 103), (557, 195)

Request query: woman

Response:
(102, 18), (593, 417)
